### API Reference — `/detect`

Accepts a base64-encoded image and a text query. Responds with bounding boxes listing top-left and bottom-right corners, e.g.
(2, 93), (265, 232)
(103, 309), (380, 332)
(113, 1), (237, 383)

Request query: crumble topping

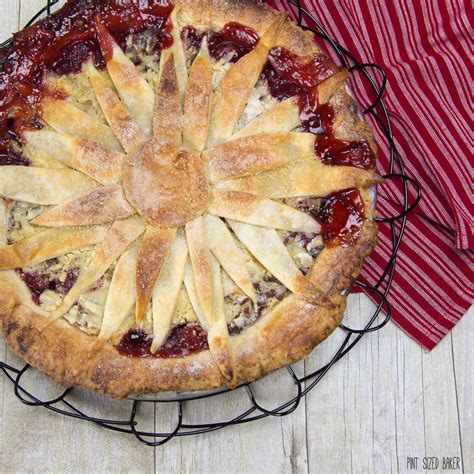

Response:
(7, 201), (45, 243)
(237, 78), (279, 130)
(211, 59), (232, 88)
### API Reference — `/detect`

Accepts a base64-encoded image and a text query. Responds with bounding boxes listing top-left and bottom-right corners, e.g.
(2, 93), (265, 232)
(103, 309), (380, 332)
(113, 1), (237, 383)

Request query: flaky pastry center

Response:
(123, 137), (209, 227)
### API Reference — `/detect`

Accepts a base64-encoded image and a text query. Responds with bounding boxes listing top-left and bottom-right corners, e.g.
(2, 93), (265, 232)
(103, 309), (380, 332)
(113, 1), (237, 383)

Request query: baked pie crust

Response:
(0, 0), (380, 398)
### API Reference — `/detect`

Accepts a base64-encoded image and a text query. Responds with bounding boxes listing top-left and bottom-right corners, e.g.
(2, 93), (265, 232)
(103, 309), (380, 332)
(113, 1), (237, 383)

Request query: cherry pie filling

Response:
(117, 324), (209, 358)
(0, 5), (374, 358)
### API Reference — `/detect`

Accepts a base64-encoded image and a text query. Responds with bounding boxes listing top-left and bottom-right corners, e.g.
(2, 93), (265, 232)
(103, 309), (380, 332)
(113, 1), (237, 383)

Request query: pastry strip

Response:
(135, 226), (177, 322)
(205, 132), (315, 182)
(168, 8), (188, 100)
(151, 231), (189, 352)
(41, 98), (122, 151)
(228, 220), (334, 307)
(183, 257), (233, 380)
(0, 226), (108, 270)
(32, 185), (135, 227)
(209, 190), (320, 232)
(203, 213), (256, 304)
(216, 158), (382, 198)
(185, 216), (214, 326)
(24, 130), (124, 185)
(207, 15), (286, 146)
(96, 20), (155, 136)
(317, 70), (350, 104)
(87, 64), (147, 155)
(41, 218), (145, 329)
(207, 255), (233, 380)
(183, 39), (212, 153)
(98, 245), (138, 342)
(0, 167), (96, 205)
(153, 53), (183, 149)
(183, 261), (207, 327)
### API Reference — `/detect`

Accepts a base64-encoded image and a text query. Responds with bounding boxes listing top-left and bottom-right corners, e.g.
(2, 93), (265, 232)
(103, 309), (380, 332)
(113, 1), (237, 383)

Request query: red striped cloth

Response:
(267, 0), (473, 350)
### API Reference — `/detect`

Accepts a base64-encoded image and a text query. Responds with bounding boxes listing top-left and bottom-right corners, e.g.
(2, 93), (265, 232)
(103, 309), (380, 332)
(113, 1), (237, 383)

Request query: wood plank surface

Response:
(394, 321), (426, 473)
(0, 2), (472, 473)
(157, 363), (308, 474)
(451, 310), (473, 474)
(422, 334), (463, 468)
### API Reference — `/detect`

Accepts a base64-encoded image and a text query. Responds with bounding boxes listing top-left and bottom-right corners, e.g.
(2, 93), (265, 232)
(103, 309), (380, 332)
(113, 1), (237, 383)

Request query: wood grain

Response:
(0, 2), (472, 472)
(394, 320), (426, 473)
(156, 362), (307, 473)
(422, 333), (463, 468)
(452, 309), (473, 474)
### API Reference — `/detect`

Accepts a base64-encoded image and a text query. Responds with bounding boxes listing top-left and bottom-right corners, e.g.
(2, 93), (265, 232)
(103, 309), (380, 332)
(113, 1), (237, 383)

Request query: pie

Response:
(0, 0), (380, 398)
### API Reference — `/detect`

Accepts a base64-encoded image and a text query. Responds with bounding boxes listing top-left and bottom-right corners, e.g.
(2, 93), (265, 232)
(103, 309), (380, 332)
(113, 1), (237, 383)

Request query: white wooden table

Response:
(1, 2), (472, 472)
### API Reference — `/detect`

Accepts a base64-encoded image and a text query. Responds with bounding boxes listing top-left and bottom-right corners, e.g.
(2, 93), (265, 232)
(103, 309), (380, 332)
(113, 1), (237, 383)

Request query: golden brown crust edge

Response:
(0, 0), (379, 399)
(0, 221), (376, 399)
(179, 0), (324, 56)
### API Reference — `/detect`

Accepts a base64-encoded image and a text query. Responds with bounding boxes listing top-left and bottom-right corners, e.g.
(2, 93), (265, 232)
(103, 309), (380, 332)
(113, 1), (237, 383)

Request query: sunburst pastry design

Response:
(0, 3), (381, 391)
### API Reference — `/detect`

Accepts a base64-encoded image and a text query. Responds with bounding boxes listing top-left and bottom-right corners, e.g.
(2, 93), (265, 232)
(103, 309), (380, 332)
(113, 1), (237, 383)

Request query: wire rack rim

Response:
(0, 0), (420, 446)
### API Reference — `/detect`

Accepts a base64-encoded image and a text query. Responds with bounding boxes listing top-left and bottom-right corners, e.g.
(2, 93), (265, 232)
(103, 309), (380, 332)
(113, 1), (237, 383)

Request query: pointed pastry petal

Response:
(168, 8), (188, 100)
(153, 52), (183, 149)
(24, 130), (125, 185)
(216, 158), (382, 198)
(41, 98), (122, 151)
(203, 213), (256, 304)
(183, 39), (212, 153)
(41, 218), (145, 329)
(32, 185), (135, 227)
(183, 261), (207, 327)
(232, 96), (300, 139)
(317, 70), (350, 105)
(182, 257), (233, 380)
(210, 190), (320, 232)
(227, 220), (302, 293)
(87, 64), (147, 155)
(0, 167), (97, 205)
(135, 226), (177, 322)
(98, 245), (137, 342)
(228, 220), (334, 307)
(185, 216), (214, 325)
(205, 132), (315, 182)
(96, 20), (155, 136)
(0, 226), (108, 270)
(207, 15), (286, 146)
(150, 231), (189, 352)
(208, 255), (233, 380)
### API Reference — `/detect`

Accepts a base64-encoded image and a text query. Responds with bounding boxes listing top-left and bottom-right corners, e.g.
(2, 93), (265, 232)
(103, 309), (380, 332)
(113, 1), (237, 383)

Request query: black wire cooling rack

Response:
(0, 0), (422, 446)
